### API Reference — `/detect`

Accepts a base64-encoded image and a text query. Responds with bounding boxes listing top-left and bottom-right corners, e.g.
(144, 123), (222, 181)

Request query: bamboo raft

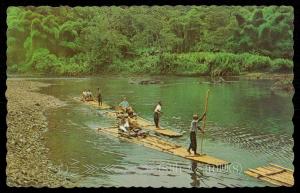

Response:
(73, 97), (183, 137)
(245, 163), (294, 187)
(74, 97), (230, 166)
(96, 127), (230, 167)
(75, 97), (111, 110)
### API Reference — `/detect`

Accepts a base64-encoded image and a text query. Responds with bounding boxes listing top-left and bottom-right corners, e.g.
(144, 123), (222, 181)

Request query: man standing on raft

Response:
(187, 113), (206, 155)
(154, 101), (162, 129)
(97, 88), (102, 106)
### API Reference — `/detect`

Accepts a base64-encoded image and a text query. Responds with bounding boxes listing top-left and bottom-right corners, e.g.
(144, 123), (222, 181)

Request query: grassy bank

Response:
(9, 52), (293, 77)
(108, 52), (293, 76)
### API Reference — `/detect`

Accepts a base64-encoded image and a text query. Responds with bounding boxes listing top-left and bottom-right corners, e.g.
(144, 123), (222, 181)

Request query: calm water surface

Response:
(34, 75), (293, 187)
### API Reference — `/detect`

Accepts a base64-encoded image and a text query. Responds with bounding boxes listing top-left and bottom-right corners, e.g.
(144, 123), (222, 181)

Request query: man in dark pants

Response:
(188, 113), (206, 155)
(97, 88), (102, 106)
(153, 101), (162, 128)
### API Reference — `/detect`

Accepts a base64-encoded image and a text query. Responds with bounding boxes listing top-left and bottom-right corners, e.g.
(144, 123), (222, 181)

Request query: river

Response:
(35, 75), (293, 187)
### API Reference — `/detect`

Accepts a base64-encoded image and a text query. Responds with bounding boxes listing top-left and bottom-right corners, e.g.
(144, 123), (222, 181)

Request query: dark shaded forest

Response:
(7, 6), (293, 76)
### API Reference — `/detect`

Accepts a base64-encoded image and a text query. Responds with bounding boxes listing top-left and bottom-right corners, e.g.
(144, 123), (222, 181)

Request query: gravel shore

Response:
(6, 80), (75, 187)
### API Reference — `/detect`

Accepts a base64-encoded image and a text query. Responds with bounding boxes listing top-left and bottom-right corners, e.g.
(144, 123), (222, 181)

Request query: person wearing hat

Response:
(187, 112), (206, 155)
(154, 101), (162, 128)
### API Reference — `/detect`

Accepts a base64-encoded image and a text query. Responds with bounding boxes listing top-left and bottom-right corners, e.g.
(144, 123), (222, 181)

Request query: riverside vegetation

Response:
(7, 6), (293, 76)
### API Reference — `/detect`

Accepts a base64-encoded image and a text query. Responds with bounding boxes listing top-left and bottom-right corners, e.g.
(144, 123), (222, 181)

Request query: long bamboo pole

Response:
(200, 89), (210, 155)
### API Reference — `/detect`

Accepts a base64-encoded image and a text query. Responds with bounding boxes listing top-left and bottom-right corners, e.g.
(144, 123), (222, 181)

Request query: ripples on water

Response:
(207, 124), (293, 168)
(39, 77), (293, 187)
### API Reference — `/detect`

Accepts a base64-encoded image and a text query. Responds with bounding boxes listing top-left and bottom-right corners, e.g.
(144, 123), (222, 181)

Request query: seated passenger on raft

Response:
(119, 116), (130, 133)
(82, 90), (86, 101)
(118, 97), (130, 112)
(82, 90), (90, 101)
(118, 115), (147, 138)
(117, 97), (136, 116)
(86, 90), (93, 101)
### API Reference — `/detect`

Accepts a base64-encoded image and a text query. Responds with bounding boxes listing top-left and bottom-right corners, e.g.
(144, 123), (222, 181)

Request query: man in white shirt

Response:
(153, 101), (162, 128)
(187, 113), (206, 155)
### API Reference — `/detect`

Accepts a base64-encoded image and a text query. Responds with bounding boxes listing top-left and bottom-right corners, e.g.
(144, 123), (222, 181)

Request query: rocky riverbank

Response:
(6, 80), (76, 187)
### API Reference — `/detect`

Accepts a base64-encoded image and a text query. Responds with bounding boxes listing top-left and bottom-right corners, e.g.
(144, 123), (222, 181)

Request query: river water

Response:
(35, 75), (293, 187)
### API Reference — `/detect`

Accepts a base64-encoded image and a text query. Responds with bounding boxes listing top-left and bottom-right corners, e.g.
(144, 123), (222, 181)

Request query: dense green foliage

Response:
(7, 6), (293, 76)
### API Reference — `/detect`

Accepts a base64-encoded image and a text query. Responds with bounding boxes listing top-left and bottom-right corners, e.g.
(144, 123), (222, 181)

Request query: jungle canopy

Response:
(7, 6), (294, 76)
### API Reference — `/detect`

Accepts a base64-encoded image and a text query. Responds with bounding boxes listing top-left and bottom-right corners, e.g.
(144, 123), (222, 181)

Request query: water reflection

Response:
(190, 161), (206, 187)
